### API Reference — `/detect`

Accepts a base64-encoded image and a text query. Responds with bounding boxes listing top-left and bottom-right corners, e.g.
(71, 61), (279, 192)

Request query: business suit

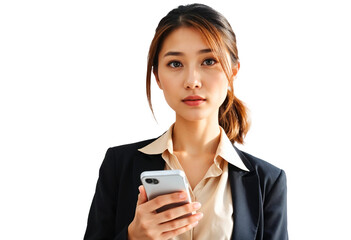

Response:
(84, 138), (288, 240)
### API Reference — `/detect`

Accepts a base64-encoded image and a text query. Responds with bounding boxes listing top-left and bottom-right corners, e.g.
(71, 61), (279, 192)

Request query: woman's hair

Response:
(146, 3), (250, 144)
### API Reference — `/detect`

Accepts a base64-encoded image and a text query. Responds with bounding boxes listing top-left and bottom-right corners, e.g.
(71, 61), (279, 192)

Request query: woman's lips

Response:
(182, 95), (206, 106)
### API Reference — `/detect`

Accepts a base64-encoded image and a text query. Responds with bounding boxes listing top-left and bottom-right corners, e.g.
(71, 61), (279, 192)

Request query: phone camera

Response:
(145, 178), (159, 184)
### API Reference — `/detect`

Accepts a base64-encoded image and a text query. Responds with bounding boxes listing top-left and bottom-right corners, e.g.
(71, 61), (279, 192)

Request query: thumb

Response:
(136, 185), (148, 206)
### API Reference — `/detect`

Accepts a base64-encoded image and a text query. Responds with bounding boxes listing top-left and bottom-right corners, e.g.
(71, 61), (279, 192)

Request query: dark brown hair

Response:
(146, 3), (250, 144)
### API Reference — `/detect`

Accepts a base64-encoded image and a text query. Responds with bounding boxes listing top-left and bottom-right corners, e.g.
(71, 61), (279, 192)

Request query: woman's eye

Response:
(202, 59), (217, 66)
(168, 61), (183, 68)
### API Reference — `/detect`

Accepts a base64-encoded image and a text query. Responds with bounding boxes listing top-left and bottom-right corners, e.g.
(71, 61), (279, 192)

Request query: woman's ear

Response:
(153, 69), (163, 90)
(232, 62), (240, 78)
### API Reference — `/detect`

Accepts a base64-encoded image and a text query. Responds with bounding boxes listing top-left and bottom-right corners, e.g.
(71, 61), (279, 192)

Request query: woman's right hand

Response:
(127, 185), (203, 240)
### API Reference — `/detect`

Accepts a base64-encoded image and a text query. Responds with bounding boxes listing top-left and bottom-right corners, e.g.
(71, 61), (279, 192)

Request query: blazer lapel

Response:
(229, 147), (262, 240)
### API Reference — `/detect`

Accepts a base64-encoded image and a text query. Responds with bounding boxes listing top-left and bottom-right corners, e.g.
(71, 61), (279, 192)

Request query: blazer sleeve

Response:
(263, 169), (288, 240)
(84, 148), (128, 240)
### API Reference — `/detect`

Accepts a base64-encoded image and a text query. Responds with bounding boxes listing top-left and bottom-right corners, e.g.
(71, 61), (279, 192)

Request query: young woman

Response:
(84, 4), (288, 240)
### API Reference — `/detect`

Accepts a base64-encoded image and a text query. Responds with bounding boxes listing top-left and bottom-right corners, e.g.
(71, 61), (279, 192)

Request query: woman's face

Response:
(155, 27), (235, 123)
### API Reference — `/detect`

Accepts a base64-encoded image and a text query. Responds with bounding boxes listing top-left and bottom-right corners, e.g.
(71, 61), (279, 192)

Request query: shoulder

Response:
(240, 149), (283, 176)
(100, 138), (158, 167)
(109, 138), (157, 154)
(235, 147), (287, 192)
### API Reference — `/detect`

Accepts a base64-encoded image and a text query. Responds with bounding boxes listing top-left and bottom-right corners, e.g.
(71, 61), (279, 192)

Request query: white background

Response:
(1, 0), (350, 239)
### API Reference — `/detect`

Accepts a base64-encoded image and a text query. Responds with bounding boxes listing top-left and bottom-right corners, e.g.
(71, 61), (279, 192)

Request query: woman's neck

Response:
(172, 116), (221, 156)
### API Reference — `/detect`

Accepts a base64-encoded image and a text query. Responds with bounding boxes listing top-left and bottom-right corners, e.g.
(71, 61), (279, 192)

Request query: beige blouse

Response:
(139, 124), (249, 240)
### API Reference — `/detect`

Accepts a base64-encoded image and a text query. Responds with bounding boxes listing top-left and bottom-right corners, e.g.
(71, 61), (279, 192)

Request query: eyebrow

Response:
(163, 48), (213, 57)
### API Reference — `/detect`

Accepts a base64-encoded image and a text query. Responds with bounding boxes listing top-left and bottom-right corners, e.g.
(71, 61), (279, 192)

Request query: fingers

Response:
(159, 210), (203, 232)
(157, 202), (202, 224)
(136, 185), (148, 206)
(130, 188), (203, 240)
(161, 214), (203, 239)
(144, 191), (188, 212)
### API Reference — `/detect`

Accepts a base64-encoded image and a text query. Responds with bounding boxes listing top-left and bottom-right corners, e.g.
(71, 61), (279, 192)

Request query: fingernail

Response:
(192, 202), (201, 209)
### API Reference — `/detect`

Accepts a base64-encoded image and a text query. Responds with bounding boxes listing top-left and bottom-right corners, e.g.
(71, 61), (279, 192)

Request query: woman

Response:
(84, 3), (288, 240)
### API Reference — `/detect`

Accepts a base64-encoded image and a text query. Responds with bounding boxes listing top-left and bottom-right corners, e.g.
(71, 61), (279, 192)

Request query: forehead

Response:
(159, 27), (210, 55)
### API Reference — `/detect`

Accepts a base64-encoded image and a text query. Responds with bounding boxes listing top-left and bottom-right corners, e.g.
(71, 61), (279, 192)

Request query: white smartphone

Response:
(140, 170), (192, 213)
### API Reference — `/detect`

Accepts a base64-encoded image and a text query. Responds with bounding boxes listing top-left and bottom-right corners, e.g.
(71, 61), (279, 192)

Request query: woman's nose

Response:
(184, 67), (202, 89)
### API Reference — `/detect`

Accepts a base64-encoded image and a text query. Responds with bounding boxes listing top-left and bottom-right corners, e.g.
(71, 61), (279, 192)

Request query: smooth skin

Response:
(128, 27), (239, 239)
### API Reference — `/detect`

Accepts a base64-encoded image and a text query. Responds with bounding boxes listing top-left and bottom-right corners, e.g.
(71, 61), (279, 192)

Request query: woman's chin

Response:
(176, 112), (213, 123)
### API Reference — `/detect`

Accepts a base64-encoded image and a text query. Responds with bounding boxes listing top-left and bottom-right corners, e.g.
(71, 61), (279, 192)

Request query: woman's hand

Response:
(128, 185), (203, 240)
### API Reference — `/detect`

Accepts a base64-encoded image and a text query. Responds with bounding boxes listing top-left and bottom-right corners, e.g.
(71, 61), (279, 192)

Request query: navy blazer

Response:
(84, 138), (288, 240)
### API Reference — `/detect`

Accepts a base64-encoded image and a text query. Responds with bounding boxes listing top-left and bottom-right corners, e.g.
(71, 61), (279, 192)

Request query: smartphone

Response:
(140, 170), (192, 213)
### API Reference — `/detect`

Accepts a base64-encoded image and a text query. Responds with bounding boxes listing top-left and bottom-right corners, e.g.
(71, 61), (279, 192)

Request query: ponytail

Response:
(219, 89), (250, 144)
